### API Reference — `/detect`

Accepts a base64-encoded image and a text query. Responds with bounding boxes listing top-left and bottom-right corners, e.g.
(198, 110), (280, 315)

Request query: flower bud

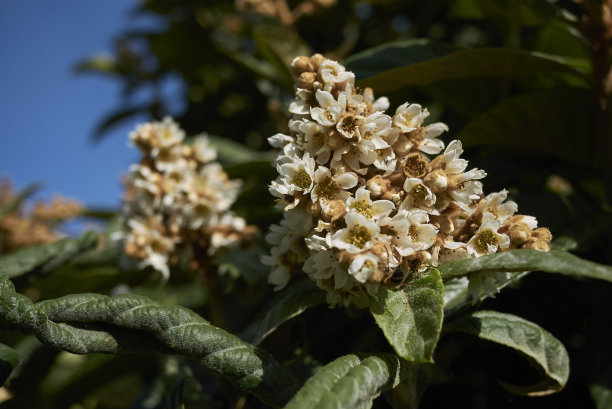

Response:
(523, 238), (550, 251)
(507, 222), (532, 245)
(291, 56), (314, 76)
(297, 71), (316, 90)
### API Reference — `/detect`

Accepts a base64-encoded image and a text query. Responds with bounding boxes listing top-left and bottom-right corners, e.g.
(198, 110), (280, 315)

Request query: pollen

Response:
(408, 225), (419, 241)
(348, 225), (372, 248)
(316, 176), (339, 199)
(474, 230), (496, 253)
(351, 200), (375, 218)
(410, 184), (428, 207)
(292, 168), (312, 189)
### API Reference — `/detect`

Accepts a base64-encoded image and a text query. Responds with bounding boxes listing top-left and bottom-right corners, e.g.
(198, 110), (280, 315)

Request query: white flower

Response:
(401, 178), (436, 211)
(348, 253), (378, 283)
(262, 247), (292, 290)
(270, 153), (316, 209)
(346, 187), (394, 220)
(466, 214), (510, 257)
(155, 116), (185, 147)
(193, 134), (217, 163)
(319, 60), (355, 88)
(384, 210), (438, 256)
(310, 90), (347, 127)
(311, 166), (358, 204)
(330, 211), (380, 253)
(482, 190), (518, 222)
(393, 103), (429, 133)
(409, 122), (448, 155)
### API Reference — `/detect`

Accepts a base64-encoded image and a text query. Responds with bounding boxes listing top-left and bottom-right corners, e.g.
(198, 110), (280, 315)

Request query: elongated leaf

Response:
(0, 276), (297, 408)
(0, 231), (99, 279)
(284, 353), (400, 409)
(445, 310), (569, 396)
(206, 135), (273, 165)
(457, 87), (598, 166)
(239, 278), (326, 345)
(0, 183), (40, 222)
(370, 269), (444, 363)
(348, 45), (586, 93)
(438, 249), (612, 283)
(345, 39), (457, 79)
(0, 343), (20, 385)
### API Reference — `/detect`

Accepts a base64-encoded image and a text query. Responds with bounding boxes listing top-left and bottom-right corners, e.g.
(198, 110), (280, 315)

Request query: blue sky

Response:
(0, 1), (158, 210)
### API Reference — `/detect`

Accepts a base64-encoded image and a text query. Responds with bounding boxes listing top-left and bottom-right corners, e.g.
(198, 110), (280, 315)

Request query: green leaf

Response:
(370, 269), (444, 363)
(345, 39), (457, 80)
(0, 343), (20, 385)
(206, 135), (273, 165)
(0, 231), (99, 279)
(456, 87), (598, 166)
(239, 278), (326, 345)
(283, 353), (400, 409)
(91, 106), (148, 141)
(347, 43), (587, 93)
(438, 249), (612, 283)
(591, 381), (612, 409)
(0, 183), (40, 222)
(0, 276), (298, 408)
(445, 310), (569, 396)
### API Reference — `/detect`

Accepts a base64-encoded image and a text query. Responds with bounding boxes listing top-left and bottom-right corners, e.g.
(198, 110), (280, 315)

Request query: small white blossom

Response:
(330, 211), (379, 253)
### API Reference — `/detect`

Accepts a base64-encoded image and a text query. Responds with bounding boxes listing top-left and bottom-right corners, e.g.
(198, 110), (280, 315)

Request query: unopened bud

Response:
(523, 238), (550, 251)
(423, 169), (448, 193)
(508, 222), (532, 245)
(291, 56), (314, 76)
(322, 199), (346, 222)
(297, 71), (316, 89)
(310, 53), (326, 71)
(531, 227), (552, 243)
(366, 175), (390, 198)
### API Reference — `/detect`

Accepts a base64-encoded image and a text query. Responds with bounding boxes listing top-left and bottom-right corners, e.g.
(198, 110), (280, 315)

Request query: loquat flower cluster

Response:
(122, 117), (255, 279)
(264, 55), (552, 307)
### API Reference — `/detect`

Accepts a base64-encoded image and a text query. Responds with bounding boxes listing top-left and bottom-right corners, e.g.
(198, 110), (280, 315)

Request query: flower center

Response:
(348, 225), (372, 248)
(404, 154), (427, 178)
(351, 200), (375, 218)
(474, 230), (496, 253)
(410, 184), (428, 207)
(292, 168), (312, 190)
(316, 176), (339, 199)
(408, 225), (419, 241)
(339, 116), (359, 137)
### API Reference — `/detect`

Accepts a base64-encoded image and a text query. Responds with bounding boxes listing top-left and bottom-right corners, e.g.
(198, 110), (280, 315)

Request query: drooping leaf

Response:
(0, 343), (20, 385)
(438, 249), (612, 283)
(445, 310), (569, 396)
(591, 383), (612, 409)
(91, 105), (148, 141)
(370, 269), (444, 363)
(0, 183), (40, 223)
(283, 353), (401, 409)
(347, 44), (587, 93)
(239, 278), (326, 345)
(0, 276), (297, 408)
(388, 362), (431, 409)
(0, 231), (99, 279)
(457, 87), (598, 167)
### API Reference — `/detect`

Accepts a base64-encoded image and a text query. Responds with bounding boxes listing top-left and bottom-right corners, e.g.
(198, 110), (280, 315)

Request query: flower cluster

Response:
(122, 117), (255, 279)
(264, 54), (552, 307)
(0, 179), (83, 254)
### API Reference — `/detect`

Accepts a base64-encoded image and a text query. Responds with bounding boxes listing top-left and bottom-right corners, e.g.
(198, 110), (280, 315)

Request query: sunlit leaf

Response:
(0, 231), (99, 279)
(370, 269), (444, 363)
(445, 310), (569, 396)
(438, 249), (612, 283)
(283, 353), (401, 409)
(239, 278), (325, 345)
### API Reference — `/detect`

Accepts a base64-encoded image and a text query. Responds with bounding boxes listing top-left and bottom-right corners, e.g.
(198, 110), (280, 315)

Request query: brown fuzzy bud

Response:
(310, 53), (326, 71)
(531, 227), (552, 243)
(322, 199), (346, 222)
(325, 130), (345, 150)
(392, 134), (411, 156)
(431, 214), (454, 235)
(338, 250), (355, 269)
(297, 71), (316, 90)
(507, 222), (532, 245)
(523, 238), (550, 251)
(366, 175), (390, 198)
(291, 56), (314, 76)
